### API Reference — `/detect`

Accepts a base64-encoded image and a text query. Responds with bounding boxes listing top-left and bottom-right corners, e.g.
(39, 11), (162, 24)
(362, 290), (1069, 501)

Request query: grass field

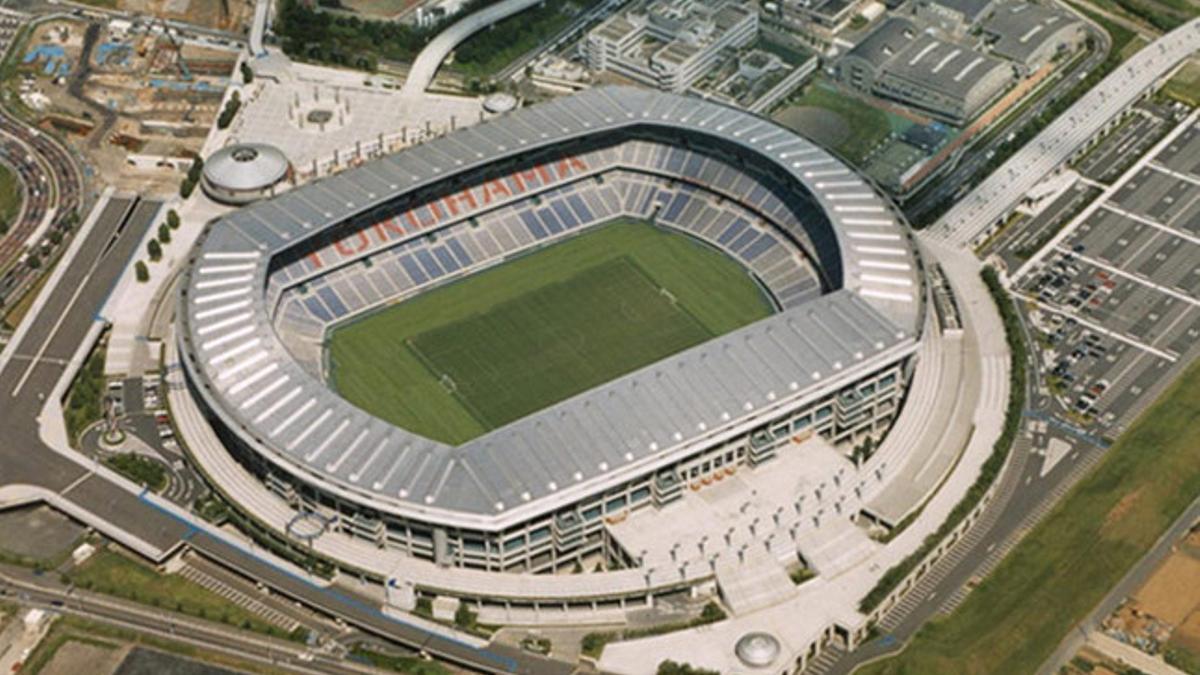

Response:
(772, 78), (901, 166)
(69, 550), (283, 636)
(1162, 59), (1200, 107)
(859, 356), (1200, 675)
(328, 221), (774, 444)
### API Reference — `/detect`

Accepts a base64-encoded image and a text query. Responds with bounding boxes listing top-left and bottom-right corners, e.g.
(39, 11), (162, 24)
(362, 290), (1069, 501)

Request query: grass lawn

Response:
(859, 356), (1200, 675)
(69, 550), (282, 637)
(773, 78), (898, 166)
(0, 162), (22, 231)
(1162, 59), (1200, 107)
(328, 221), (774, 444)
(449, 0), (582, 81)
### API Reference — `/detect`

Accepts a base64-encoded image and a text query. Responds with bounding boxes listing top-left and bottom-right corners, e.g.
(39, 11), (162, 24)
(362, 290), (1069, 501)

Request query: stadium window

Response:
(793, 417), (811, 432)
(880, 374), (897, 388)
(605, 495), (627, 513)
(583, 505), (602, 521)
(464, 538), (486, 553)
(859, 383), (876, 396)
(530, 526), (551, 543)
(631, 487), (651, 503)
(816, 406), (832, 421)
(503, 537), (524, 552)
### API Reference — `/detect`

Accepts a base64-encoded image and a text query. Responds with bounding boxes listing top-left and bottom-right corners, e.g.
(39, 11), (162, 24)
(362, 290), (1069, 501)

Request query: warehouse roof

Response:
(847, 17), (1012, 101)
(982, 1), (1083, 64)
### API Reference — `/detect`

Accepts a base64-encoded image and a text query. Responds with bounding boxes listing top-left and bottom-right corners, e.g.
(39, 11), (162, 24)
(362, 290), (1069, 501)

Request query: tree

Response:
(26, 252), (40, 269)
(217, 92), (242, 130)
(657, 660), (719, 675)
(240, 61), (254, 84)
(158, 223), (171, 244)
(180, 177), (196, 199)
(167, 209), (180, 229)
(454, 603), (477, 630)
(147, 239), (162, 261)
(135, 261), (149, 282)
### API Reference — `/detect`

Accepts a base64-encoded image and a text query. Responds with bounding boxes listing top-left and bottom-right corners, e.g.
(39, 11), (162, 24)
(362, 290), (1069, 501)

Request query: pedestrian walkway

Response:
(178, 563), (303, 633)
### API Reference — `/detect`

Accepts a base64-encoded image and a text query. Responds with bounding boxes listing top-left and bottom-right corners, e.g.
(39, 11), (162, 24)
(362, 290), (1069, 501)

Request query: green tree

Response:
(147, 239), (162, 261)
(158, 223), (171, 244)
(167, 209), (180, 229)
(240, 61), (254, 84)
(135, 261), (149, 282)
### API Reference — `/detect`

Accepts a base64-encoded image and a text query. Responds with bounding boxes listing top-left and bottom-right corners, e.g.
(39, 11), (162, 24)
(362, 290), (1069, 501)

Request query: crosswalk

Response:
(803, 435), (1043, 675)
(178, 563), (302, 632)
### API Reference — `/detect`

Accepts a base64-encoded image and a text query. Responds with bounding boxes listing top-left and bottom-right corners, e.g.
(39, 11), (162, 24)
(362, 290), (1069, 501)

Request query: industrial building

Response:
(837, 17), (1014, 124)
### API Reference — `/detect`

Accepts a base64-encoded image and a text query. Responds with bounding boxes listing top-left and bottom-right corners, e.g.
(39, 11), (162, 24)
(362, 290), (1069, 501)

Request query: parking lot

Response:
(1007, 109), (1200, 436)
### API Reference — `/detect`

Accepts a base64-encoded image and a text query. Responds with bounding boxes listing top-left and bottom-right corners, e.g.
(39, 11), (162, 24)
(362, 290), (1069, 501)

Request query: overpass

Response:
(928, 17), (1200, 249)
(0, 193), (561, 674)
(401, 0), (542, 95)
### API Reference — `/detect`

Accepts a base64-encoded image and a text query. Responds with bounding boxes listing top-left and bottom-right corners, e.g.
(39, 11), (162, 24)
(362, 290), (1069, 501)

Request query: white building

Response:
(584, 0), (758, 92)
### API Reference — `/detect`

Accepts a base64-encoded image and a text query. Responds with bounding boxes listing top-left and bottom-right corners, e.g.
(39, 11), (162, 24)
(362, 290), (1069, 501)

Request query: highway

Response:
(0, 192), (570, 672)
(0, 16), (85, 312)
(930, 16), (1200, 247)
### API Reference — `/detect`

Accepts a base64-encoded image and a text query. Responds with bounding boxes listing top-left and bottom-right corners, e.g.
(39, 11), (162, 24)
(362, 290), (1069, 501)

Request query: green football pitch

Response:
(327, 221), (775, 444)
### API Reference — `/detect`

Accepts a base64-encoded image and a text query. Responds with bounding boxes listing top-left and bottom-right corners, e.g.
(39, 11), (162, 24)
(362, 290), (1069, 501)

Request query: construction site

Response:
(16, 17), (239, 193)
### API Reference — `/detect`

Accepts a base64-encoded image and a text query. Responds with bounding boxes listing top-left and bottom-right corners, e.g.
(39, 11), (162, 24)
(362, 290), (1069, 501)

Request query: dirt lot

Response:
(1133, 552), (1200, 625)
(0, 505), (85, 561)
(118, 0), (253, 32)
(1172, 609), (1200, 655)
(42, 641), (127, 675)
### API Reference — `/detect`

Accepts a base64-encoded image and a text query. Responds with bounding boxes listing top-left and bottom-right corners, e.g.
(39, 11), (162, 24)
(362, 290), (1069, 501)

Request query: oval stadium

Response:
(176, 86), (926, 583)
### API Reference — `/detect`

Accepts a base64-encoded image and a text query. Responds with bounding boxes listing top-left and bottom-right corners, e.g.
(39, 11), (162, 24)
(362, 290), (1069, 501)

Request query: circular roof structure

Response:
(177, 86), (923, 529)
(735, 632), (781, 668)
(203, 143), (289, 192)
(483, 92), (517, 114)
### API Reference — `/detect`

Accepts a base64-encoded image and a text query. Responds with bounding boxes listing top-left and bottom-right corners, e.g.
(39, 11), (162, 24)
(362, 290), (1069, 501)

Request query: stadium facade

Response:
(177, 87), (927, 575)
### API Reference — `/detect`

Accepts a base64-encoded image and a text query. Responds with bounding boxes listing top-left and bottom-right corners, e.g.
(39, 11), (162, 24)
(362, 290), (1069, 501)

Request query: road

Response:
(0, 194), (570, 673)
(808, 265), (1113, 674)
(0, 15), (85, 310)
(0, 564), (374, 675)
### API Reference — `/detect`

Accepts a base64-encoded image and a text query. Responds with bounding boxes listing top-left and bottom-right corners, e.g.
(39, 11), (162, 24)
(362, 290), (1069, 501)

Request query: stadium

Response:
(176, 86), (926, 577)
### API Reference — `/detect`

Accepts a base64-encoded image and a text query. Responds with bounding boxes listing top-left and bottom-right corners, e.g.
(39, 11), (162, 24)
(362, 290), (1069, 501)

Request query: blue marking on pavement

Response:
(1023, 409), (1110, 448)
(136, 492), (517, 672)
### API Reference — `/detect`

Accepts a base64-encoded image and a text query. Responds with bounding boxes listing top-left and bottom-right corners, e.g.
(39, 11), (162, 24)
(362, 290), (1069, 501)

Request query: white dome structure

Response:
(202, 143), (290, 205)
(735, 632), (781, 668)
(483, 92), (518, 114)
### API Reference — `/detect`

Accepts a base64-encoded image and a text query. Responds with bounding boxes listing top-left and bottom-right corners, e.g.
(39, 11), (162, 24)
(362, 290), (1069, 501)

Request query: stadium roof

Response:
(203, 143), (290, 192)
(178, 87), (923, 527)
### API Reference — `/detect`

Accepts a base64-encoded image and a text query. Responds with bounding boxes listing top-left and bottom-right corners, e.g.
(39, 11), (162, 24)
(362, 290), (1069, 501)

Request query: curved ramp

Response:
(401, 0), (541, 95)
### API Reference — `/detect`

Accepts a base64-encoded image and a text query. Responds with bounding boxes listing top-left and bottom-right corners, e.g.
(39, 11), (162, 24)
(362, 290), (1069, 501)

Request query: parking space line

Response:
(1060, 247), (1200, 308)
(1020, 293), (1179, 362)
(1100, 204), (1200, 248)
(1148, 161), (1200, 188)
(1011, 111), (1200, 283)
